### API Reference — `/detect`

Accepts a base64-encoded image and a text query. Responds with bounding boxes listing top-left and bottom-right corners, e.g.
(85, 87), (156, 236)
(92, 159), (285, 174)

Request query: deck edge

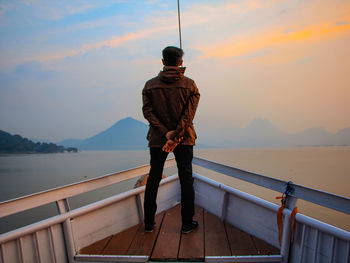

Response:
(75, 254), (149, 262)
(205, 255), (282, 263)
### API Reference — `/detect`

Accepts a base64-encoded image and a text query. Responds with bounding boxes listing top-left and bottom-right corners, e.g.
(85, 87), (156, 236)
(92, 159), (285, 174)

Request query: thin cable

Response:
(177, 0), (182, 49)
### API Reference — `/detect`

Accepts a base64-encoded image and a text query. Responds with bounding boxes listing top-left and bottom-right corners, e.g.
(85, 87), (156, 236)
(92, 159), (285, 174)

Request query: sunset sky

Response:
(1, 0), (349, 142)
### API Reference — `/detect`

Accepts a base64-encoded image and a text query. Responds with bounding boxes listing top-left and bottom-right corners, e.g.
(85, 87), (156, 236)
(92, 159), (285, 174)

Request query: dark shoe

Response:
(145, 222), (155, 233)
(181, 220), (199, 234)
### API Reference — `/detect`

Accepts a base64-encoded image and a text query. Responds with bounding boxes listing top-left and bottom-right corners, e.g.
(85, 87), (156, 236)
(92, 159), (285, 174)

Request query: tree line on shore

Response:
(0, 130), (78, 154)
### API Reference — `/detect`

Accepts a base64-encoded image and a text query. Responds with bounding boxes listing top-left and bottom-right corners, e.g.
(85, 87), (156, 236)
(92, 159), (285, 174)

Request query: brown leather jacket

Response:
(142, 66), (200, 147)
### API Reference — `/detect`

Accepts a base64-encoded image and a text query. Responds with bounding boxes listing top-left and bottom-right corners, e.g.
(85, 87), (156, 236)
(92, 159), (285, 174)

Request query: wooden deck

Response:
(80, 204), (279, 261)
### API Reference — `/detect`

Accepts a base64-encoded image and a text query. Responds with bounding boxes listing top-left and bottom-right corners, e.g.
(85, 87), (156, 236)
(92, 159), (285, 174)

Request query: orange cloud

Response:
(200, 17), (350, 60)
(80, 32), (139, 52)
(26, 25), (176, 63)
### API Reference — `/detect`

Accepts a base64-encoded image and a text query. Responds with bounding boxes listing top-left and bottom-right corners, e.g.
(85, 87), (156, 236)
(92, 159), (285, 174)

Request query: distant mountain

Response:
(196, 118), (350, 148)
(236, 118), (288, 147)
(0, 130), (77, 153)
(197, 118), (287, 148)
(291, 126), (334, 146)
(59, 117), (149, 150)
(334, 127), (350, 146)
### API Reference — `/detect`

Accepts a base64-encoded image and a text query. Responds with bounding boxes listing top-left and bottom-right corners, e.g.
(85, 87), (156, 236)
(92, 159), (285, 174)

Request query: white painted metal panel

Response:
(155, 178), (181, 213)
(225, 193), (280, 248)
(50, 224), (68, 263)
(2, 225), (68, 263)
(290, 221), (350, 263)
(332, 239), (350, 263)
(20, 234), (37, 262)
(1, 240), (20, 263)
(36, 228), (55, 263)
(72, 195), (140, 251)
(301, 226), (319, 261)
(194, 179), (225, 217)
(135, 175), (181, 218)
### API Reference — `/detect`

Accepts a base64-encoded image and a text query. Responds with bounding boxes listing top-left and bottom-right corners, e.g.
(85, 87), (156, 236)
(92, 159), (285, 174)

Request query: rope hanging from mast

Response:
(177, 0), (182, 49)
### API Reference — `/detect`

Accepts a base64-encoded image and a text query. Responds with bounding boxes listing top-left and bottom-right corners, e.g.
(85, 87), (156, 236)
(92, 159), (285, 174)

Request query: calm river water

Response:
(0, 146), (349, 233)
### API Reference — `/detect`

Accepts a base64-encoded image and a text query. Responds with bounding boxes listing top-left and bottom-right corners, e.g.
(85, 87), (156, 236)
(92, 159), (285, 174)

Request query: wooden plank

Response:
(102, 224), (139, 255)
(225, 221), (257, 256)
(127, 212), (165, 256)
(178, 206), (204, 260)
(251, 236), (280, 255)
(151, 204), (181, 260)
(79, 236), (112, 255)
(204, 210), (231, 256)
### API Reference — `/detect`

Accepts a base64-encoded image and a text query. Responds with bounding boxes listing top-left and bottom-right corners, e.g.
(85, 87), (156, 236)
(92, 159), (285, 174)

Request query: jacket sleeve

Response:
(142, 87), (169, 136)
(173, 81), (200, 142)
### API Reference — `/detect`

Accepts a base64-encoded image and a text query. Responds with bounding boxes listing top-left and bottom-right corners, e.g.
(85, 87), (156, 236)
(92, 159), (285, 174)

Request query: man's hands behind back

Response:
(162, 130), (181, 152)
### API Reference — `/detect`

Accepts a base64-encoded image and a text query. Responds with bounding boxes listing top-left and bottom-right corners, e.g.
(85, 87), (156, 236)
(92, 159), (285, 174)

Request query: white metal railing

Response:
(193, 156), (350, 263)
(0, 159), (176, 219)
(193, 157), (350, 214)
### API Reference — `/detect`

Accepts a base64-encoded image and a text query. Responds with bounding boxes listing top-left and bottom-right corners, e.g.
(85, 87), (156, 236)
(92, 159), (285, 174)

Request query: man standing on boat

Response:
(142, 46), (200, 233)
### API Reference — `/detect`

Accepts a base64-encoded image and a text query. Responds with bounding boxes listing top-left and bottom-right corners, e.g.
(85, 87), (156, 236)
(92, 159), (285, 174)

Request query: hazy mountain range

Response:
(57, 117), (350, 150)
(198, 118), (350, 148)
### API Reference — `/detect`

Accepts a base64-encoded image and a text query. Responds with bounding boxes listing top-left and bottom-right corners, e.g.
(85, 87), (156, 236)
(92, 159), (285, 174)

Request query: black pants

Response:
(144, 145), (194, 226)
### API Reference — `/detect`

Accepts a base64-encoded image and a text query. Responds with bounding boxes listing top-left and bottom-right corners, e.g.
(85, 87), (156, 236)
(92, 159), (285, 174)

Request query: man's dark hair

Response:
(162, 46), (184, 66)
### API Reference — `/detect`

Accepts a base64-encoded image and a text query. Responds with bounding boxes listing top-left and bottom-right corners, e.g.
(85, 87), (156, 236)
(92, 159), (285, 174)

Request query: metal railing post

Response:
(56, 199), (76, 263)
(280, 195), (297, 263)
(135, 194), (144, 223)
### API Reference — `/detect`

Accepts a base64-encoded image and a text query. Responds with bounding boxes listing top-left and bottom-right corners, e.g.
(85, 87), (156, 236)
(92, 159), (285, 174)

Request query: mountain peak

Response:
(245, 118), (280, 132)
(120, 116), (136, 122)
(111, 117), (145, 128)
(74, 117), (148, 150)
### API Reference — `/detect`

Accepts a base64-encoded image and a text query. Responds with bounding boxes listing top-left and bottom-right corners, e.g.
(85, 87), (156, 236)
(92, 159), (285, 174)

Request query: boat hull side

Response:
(193, 173), (280, 249)
(71, 174), (181, 252)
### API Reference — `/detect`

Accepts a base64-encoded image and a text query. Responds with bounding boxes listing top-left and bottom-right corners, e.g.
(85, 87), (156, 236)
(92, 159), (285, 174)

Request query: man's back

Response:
(142, 66), (200, 148)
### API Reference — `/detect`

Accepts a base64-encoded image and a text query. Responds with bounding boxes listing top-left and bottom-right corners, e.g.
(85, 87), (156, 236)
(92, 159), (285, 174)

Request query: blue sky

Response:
(1, 0), (350, 142)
